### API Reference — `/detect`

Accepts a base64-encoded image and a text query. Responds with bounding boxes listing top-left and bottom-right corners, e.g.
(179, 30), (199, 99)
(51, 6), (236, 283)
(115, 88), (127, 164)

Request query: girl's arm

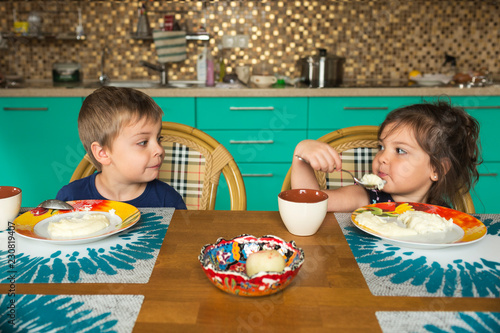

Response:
(291, 139), (370, 212)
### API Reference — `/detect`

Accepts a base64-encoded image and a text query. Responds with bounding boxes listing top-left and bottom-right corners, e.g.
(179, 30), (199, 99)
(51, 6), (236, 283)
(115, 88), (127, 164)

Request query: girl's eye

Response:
(378, 144), (384, 150)
(157, 136), (164, 143)
(138, 140), (148, 146)
(396, 148), (407, 154)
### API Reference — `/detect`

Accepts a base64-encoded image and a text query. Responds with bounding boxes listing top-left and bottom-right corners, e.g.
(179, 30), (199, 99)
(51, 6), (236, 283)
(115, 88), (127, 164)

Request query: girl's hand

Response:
(294, 140), (341, 173)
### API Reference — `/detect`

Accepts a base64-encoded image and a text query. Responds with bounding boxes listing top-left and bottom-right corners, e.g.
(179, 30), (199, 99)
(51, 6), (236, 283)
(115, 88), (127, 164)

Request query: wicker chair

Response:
(70, 122), (246, 210)
(281, 125), (475, 214)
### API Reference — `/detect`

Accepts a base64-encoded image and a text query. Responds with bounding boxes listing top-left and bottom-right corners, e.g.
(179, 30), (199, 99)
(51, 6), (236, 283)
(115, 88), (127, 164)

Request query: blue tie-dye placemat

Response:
(376, 311), (500, 333)
(0, 294), (144, 333)
(0, 208), (174, 284)
(335, 213), (500, 298)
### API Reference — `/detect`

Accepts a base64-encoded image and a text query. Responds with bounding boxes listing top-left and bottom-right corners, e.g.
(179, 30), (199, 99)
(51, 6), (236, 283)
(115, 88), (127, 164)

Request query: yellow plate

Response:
(351, 202), (487, 249)
(14, 200), (140, 245)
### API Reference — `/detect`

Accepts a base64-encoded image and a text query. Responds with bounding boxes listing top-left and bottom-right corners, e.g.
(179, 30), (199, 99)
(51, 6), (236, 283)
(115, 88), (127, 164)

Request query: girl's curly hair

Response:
(378, 99), (481, 208)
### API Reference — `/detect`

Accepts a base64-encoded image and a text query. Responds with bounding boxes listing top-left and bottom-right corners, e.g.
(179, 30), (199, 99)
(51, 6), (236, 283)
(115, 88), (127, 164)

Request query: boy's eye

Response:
(378, 144), (384, 150)
(396, 148), (407, 154)
(138, 140), (148, 146)
(158, 136), (164, 143)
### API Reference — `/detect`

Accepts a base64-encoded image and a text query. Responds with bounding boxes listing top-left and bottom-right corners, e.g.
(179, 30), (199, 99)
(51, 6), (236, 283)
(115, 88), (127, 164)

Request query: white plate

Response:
(352, 216), (465, 249)
(14, 199), (140, 245)
(30, 212), (123, 245)
(351, 202), (487, 249)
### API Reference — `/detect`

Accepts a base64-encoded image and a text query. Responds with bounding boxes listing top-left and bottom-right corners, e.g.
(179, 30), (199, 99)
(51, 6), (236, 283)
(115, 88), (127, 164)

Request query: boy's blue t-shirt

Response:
(56, 173), (187, 209)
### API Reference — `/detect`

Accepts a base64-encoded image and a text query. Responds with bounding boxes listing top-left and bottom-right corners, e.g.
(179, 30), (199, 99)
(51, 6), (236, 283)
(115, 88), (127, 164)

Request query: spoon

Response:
(295, 155), (386, 190)
(38, 199), (74, 210)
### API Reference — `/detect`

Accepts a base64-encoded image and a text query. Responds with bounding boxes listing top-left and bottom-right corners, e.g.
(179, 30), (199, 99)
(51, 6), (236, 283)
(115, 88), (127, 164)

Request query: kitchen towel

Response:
(0, 208), (174, 284)
(0, 294), (144, 333)
(153, 30), (186, 63)
(335, 213), (500, 298)
(376, 311), (500, 333)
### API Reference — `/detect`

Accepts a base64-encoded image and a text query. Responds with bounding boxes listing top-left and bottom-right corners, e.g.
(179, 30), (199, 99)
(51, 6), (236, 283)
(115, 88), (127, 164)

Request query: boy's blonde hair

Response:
(78, 86), (164, 170)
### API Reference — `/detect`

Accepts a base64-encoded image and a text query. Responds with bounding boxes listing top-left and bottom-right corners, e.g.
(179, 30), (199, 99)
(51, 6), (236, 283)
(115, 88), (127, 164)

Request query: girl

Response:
(291, 100), (481, 212)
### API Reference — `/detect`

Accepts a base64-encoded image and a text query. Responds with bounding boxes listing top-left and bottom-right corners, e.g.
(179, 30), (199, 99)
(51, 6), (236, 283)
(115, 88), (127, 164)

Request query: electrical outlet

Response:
(235, 34), (249, 48)
(222, 35), (249, 49)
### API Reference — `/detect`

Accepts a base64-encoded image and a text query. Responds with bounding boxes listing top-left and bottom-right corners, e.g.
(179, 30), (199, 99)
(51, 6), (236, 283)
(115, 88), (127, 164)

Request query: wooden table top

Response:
(16, 210), (500, 332)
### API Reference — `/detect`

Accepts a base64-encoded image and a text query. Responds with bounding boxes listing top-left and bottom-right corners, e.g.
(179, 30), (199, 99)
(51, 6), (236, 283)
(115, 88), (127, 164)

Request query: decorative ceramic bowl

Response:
(199, 234), (305, 297)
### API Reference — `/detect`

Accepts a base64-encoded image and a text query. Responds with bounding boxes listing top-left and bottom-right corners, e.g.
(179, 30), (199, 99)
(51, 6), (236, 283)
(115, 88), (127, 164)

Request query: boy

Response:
(56, 86), (187, 209)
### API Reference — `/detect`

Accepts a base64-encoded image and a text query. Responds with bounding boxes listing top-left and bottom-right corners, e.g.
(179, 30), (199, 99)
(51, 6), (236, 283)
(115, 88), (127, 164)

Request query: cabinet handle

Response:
(242, 173), (273, 177)
(343, 107), (389, 110)
(3, 107), (48, 111)
(229, 106), (275, 111)
(230, 140), (274, 144)
(479, 173), (497, 177)
(463, 106), (500, 110)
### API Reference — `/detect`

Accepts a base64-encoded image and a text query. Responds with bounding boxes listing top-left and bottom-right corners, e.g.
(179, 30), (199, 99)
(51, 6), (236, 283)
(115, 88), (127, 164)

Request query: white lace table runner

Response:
(335, 213), (500, 298)
(0, 208), (174, 284)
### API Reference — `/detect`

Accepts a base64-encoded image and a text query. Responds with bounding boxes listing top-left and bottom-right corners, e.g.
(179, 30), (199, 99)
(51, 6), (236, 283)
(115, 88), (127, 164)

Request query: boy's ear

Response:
(91, 142), (111, 166)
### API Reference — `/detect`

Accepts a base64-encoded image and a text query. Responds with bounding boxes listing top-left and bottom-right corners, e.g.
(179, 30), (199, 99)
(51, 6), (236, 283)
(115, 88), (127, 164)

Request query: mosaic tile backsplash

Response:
(0, 0), (498, 82)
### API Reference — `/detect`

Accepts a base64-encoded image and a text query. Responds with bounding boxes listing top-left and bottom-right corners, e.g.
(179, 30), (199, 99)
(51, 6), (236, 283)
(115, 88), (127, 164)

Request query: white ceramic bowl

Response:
(278, 189), (328, 236)
(0, 186), (22, 230)
(250, 75), (277, 88)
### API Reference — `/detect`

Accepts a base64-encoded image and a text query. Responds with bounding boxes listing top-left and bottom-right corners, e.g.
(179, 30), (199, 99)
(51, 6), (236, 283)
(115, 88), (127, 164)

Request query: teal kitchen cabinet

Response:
(197, 97), (308, 210)
(153, 97), (195, 126)
(425, 95), (500, 213)
(308, 96), (422, 138)
(0, 97), (83, 207)
(472, 163), (499, 214)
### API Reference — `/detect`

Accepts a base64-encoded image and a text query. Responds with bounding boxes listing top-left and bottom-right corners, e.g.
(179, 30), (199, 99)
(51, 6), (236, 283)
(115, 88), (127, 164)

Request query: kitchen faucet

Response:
(140, 61), (168, 86)
(99, 48), (109, 85)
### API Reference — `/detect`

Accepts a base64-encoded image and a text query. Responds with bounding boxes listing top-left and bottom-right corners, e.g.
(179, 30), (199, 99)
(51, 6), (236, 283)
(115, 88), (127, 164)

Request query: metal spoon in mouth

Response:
(38, 199), (74, 210)
(295, 155), (385, 190)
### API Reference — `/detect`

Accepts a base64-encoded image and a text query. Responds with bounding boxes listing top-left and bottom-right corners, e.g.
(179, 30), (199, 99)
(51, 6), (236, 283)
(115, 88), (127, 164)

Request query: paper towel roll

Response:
(153, 30), (187, 63)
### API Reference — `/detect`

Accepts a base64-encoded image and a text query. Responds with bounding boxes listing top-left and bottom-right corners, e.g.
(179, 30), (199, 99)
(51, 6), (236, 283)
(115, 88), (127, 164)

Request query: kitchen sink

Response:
(78, 80), (204, 89)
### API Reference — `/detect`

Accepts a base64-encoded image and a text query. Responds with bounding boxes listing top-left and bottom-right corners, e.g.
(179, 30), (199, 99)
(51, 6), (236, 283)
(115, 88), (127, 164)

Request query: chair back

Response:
(281, 125), (475, 214)
(70, 122), (246, 210)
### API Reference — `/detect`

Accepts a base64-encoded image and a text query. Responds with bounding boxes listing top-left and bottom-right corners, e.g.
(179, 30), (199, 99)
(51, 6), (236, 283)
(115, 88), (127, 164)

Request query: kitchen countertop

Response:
(1, 80), (499, 97)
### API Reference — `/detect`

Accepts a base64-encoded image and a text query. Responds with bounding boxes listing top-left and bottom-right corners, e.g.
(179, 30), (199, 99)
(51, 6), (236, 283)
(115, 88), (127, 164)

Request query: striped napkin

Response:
(153, 30), (186, 63)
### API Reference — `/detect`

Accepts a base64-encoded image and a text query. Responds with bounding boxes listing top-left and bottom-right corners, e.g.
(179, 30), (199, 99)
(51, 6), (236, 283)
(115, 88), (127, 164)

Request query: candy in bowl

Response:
(198, 234), (305, 297)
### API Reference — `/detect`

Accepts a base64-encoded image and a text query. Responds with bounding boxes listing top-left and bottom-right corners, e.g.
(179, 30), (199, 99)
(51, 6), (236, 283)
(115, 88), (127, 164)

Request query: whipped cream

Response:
(360, 174), (385, 190)
(355, 210), (453, 237)
(48, 213), (110, 238)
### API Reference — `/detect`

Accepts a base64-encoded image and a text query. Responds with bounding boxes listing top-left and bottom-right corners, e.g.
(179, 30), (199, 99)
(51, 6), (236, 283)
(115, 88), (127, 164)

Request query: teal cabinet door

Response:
(204, 130), (306, 163)
(309, 96), (422, 130)
(472, 163), (499, 214)
(215, 163), (290, 211)
(0, 97), (84, 207)
(441, 96), (500, 162)
(197, 97), (308, 130)
(154, 97), (195, 126)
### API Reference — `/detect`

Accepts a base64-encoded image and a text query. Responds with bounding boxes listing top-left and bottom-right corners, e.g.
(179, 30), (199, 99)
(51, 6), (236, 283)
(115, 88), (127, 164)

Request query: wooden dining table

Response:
(14, 210), (500, 332)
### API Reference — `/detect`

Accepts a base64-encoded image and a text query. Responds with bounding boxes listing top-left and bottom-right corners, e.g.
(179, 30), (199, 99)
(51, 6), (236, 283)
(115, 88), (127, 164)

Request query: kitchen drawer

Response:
(0, 97), (83, 206)
(441, 96), (500, 162)
(309, 96), (422, 129)
(205, 130), (306, 163)
(472, 162), (499, 214)
(197, 97), (308, 130)
(154, 97), (195, 126)
(215, 163), (290, 211)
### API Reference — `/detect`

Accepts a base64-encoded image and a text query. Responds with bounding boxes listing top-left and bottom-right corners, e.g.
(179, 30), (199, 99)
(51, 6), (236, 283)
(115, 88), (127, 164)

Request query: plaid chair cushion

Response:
(325, 147), (378, 189)
(160, 141), (206, 210)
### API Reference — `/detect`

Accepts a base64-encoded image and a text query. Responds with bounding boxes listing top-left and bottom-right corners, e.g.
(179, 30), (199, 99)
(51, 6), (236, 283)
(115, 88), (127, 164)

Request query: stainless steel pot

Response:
(297, 48), (345, 87)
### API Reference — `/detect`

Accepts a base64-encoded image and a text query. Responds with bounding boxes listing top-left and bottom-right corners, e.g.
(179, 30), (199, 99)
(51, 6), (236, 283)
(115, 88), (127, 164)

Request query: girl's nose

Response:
(376, 149), (389, 164)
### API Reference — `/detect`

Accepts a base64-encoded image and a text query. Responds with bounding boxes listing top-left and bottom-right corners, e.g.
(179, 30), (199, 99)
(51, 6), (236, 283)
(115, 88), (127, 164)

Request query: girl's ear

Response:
(432, 158), (451, 182)
(91, 142), (111, 166)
